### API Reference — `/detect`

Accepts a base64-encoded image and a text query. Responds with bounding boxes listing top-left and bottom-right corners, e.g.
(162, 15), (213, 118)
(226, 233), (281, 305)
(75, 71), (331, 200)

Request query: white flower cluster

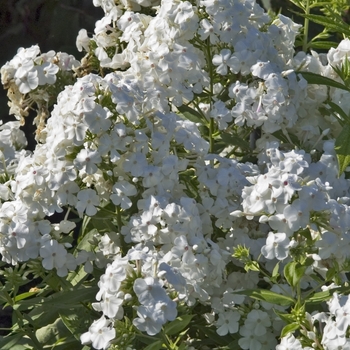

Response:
(0, 44), (79, 133)
(2, 0), (350, 349)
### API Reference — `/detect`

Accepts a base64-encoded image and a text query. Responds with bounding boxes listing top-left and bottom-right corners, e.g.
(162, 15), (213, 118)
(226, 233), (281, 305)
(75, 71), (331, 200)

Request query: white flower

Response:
(92, 292), (124, 319)
(216, 310), (240, 336)
(37, 62), (59, 85)
(238, 325), (263, 350)
(74, 148), (102, 174)
(133, 277), (168, 305)
(15, 69), (39, 93)
(83, 105), (112, 133)
(76, 28), (90, 52)
(80, 316), (116, 350)
(76, 189), (100, 217)
(261, 232), (290, 260)
(110, 181), (137, 209)
(133, 305), (163, 336)
(276, 333), (303, 350)
(210, 100), (232, 130)
(283, 199), (310, 231)
(212, 49), (239, 75)
(243, 310), (271, 336)
(39, 239), (67, 271)
(198, 18), (219, 44)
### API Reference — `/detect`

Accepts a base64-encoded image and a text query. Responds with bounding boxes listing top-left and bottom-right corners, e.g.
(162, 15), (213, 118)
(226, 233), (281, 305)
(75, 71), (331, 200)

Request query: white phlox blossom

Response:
(80, 315), (116, 350)
(261, 232), (290, 260)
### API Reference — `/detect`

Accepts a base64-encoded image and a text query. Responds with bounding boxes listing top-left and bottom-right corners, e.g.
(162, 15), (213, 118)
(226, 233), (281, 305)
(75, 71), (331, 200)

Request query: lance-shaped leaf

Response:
(298, 71), (350, 92)
(233, 289), (295, 306)
(335, 124), (350, 175)
(293, 12), (350, 37)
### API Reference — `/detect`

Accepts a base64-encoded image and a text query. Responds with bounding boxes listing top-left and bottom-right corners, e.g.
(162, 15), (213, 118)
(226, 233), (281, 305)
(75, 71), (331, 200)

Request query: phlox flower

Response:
(15, 69), (39, 94)
(142, 165), (164, 188)
(97, 263), (127, 297)
(80, 315), (116, 350)
(329, 293), (350, 334)
(133, 277), (168, 305)
(76, 189), (100, 217)
(83, 105), (112, 133)
(210, 100), (232, 130)
(39, 239), (67, 271)
(261, 232), (290, 260)
(283, 199), (310, 231)
(63, 115), (88, 144)
(172, 1), (195, 25)
(133, 305), (163, 336)
(36, 62), (59, 85)
(123, 152), (148, 177)
(92, 292), (124, 319)
(110, 180), (137, 209)
(276, 333), (303, 350)
(238, 325), (263, 350)
(158, 262), (187, 292)
(243, 310), (271, 336)
(6, 221), (29, 249)
(212, 49), (239, 76)
(76, 28), (90, 52)
(215, 310), (240, 336)
(198, 18), (219, 44)
(74, 148), (102, 174)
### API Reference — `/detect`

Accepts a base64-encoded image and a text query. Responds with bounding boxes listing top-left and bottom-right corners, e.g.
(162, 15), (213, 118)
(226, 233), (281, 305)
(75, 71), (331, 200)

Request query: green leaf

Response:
(328, 101), (350, 125)
(194, 325), (232, 346)
(144, 340), (164, 350)
(13, 292), (39, 303)
(59, 308), (93, 341)
(177, 104), (205, 124)
(281, 322), (300, 338)
(284, 262), (307, 288)
(298, 71), (350, 92)
(273, 309), (296, 324)
(17, 286), (98, 313)
(294, 12), (350, 37)
(220, 132), (250, 150)
(308, 41), (339, 50)
(164, 315), (193, 336)
(88, 204), (118, 234)
(0, 334), (33, 350)
(272, 130), (300, 146)
(178, 343), (188, 350)
(306, 290), (335, 304)
(335, 124), (350, 175)
(233, 289), (295, 306)
(272, 261), (280, 279)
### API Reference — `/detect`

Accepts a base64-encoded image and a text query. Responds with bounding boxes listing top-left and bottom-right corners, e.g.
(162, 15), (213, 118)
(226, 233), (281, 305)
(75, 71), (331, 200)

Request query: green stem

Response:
(116, 205), (122, 232)
(161, 329), (173, 350)
(205, 38), (215, 156)
(116, 205), (128, 254)
(303, 0), (310, 52)
(209, 118), (215, 154)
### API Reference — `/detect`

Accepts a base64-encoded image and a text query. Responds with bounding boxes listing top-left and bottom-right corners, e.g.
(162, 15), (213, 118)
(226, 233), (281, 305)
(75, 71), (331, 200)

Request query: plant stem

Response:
(303, 0), (310, 52)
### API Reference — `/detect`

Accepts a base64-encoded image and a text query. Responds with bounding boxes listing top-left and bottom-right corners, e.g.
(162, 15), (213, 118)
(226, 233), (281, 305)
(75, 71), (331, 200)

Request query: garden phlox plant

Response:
(2, 0), (350, 349)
